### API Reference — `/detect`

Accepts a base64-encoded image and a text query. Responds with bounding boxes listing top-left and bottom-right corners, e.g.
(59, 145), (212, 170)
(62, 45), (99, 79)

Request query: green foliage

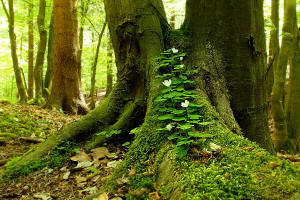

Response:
(155, 49), (213, 158)
(96, 129), (122, 138)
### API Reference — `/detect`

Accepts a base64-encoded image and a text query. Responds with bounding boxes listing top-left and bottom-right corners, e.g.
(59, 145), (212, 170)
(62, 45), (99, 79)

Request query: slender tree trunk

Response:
(78, 0), (90, 82)
(1, 0), (28, 103)
(34, 0), (47, 101)
(90, 23), (106, 109)
(27, 0), (34, 100)
(285, 5), (299, 152)
(267, 0), (280, 96)
(47, 0), (89, 114)
(44, 11), (54, 95)
(105, 37), (113, 96)
(170, 11), (176, 29)
(271, 0), (296, 151)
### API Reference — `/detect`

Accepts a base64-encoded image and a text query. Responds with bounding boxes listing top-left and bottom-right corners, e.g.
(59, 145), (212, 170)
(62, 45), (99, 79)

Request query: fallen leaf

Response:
(107, 160), (122, 168)
(267, 162), (281, 168)
(256, 153), (265, 157)
(63, 171), (70, 180)
(76, 176), (87, 188)
(224, 173), (230, 179)
(93, 193), (108, 200)
(129, 168), (136, 176)
(242, 147), (254, 151)
(71, 151), (92, 162)
(91, 147), (114, 160)
(209, 142), (222, 151)
(76, 161), (93, 169)
(33, 193), (52, 200)
(80, 186), (98, 195)
(149, 191), (162, 200)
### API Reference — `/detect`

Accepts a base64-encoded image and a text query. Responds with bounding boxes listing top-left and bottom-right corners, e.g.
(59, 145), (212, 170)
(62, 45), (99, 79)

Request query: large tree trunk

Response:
(7, 0), (300, 199)
(1, 0), (28, 103)
(184, 0), (274, 152)
(271, 0), (297, 151)
(47, 0), (89, 114)
(44, 12), (54, 96)
(27, 0), (34, 100)
(34, 0), (47, 101)
(90, 23), (106, 110)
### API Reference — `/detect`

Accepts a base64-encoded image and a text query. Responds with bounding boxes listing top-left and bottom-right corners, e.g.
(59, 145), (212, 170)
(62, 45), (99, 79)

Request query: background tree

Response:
(90, 22), (106, 109)
(1, 0), (28, 103)
(27, 0), (34, 100)
(105, 36), (112, 96)
(46, 0), (89, 114)
(285, 1), (299, 152)
(34, 0), (47, 102)
(271, 0), (296, 151)
(44, 11), (54, 96)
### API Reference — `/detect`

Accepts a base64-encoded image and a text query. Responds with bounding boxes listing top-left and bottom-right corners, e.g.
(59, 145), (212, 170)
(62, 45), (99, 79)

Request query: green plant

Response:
(155, 48), (213, 158)
(96, 130), (122, 138)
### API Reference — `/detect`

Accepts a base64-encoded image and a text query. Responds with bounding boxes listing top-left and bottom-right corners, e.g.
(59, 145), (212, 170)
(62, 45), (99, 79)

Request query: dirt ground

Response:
(0, 101), (127, 200)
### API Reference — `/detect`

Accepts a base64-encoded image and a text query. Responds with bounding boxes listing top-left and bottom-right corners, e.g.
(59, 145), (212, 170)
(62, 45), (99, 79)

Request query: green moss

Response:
(158, 125), (300, 200)
(0, 141), (76, 182)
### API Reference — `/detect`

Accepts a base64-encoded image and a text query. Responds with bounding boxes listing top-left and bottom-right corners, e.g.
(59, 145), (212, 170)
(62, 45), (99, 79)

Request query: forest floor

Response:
(0, 101), (299, 200)
(0, 101), (127, 200)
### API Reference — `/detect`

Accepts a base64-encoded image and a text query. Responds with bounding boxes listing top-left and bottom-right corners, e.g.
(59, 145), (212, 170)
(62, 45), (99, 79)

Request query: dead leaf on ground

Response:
(75, 161), (93, 169)
(93, 192), (108, 200)
(129, 168), (136, 176)
(224, 173), (230, 179)
(267, 162), (281, 168)
(91, 147), (114, 161)
(70, 151), (92, 162)
(241, 147), (254, 151)
(149, 191), (163, 200)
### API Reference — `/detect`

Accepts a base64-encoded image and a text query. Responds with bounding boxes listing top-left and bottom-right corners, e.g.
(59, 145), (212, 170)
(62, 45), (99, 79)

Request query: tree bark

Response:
(184, 0), (274, 152)
(90, 23), (106, 109)
(105, 36), (113, 97)
(271, 0), (297, 151)
(47, 0), (89, 114)
(44, 11), (54, 94)
(34, 0), (47, 101)
(1, 0), (28, 103)
(27, 0), (34, 100)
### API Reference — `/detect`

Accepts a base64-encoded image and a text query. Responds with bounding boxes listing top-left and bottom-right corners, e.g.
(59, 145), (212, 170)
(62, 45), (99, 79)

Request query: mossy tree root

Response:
(16, 80), (146, 166)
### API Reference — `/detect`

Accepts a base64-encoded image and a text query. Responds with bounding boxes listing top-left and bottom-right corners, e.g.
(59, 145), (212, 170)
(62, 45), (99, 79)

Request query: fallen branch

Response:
(19, 137), (44, 144)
